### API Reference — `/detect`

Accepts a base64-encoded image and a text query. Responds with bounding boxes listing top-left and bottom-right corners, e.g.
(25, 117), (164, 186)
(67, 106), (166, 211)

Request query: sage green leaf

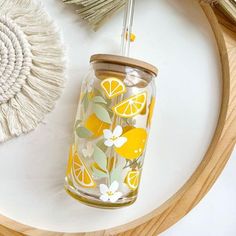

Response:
(93, 96), (107, 104)
(96, 139), (107, 152)
(94, 88), (104, 98)
(108, 109), (114, 119)
(110, 165), (123, 183)
(74, 119), (82, 128)
(106, 98), (112, 107)
(76, 126), (92, 138)
(92, 167), (107, 179)
(93, 145), (107, 170)
(82, 93), (89, 111)
(93, 103), (112, 124)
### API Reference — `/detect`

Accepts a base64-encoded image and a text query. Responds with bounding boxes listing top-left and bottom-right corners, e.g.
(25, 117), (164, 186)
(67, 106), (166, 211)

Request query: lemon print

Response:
(147, 97), (156, 127)
(115, 128), (147, 160)
(66, 144), (76, 176)
(101, 77), (126, 99)
(122, 125), (134, 134)
(72, 152), (96, 188)
(112, 92), (147, 118)
(85, 114), (110, 138)
(125, 170), (140, 190)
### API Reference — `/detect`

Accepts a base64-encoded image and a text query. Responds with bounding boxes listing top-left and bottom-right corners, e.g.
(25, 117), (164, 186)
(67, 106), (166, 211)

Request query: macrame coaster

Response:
(0, 0), (65, 142)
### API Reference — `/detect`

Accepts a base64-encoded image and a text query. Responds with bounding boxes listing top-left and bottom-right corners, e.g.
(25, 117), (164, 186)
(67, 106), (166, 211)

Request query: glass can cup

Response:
(65, 54), (158, 208)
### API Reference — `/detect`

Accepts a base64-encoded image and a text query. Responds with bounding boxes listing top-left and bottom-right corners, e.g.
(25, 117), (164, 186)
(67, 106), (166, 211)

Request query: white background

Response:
(0, 0), (235, 234)
(162, 149), (236, 236)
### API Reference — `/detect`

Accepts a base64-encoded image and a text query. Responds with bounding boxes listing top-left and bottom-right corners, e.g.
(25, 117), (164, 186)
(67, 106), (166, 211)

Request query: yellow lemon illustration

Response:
(112, 92), (147, 118)
(66, 144), (76, 176)
(115, 128), (147, 160)
(85, 114), (110, 138)
(72, 152), (96, 188)
(125, 170), (140, 190)
(147, 97), (156, 126)
(101, 77), (126, 99)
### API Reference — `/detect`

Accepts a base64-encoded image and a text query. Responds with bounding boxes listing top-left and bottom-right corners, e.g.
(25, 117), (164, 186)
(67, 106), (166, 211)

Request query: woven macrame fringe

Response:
(0, 0), (65, 142)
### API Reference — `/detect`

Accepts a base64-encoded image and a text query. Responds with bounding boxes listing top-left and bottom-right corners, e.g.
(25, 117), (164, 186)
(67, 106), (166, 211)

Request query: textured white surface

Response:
(0, 0), (222, 233)
(162, 148), (236, 236)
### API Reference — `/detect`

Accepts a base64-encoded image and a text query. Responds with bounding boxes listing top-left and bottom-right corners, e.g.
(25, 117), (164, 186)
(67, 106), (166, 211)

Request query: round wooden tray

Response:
(0, 2), (236, 236)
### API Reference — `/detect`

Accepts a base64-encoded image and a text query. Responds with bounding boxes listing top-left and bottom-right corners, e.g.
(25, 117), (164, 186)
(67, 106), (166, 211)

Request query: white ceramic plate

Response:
(0, 0), (221, 233)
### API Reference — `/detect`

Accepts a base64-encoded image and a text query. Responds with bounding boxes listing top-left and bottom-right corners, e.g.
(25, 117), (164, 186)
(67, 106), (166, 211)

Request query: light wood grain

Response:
(0, 2), (235, 236)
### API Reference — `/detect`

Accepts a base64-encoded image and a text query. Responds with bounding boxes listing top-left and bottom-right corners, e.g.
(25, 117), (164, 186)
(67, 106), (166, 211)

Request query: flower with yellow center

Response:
(99, 181), (122, 203)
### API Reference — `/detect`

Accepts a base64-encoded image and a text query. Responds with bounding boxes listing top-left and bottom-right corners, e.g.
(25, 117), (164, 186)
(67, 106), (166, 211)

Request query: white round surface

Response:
(0, 0), (221, 233)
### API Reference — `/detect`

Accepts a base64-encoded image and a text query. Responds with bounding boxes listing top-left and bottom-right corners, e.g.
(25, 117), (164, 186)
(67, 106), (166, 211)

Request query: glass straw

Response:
(121, 0), (135, 57)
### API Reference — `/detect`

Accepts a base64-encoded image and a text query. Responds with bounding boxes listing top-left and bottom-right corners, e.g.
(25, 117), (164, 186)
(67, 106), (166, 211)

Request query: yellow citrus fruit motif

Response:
(115, 128), (147, 160)
(122, 125), (134, 134)
(85, 113), (110, 138)
(66, 144), (76, 176)
(112, 92), (147, 118)
(147, 97), (156, 127)
(101, 77), (126, 99)
(140, 102), (147, 115)
(72, 152), (96, 188)
(125, 170), (140, 190)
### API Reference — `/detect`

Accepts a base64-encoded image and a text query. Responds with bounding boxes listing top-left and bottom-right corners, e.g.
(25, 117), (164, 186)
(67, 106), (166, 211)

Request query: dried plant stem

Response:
(63, 0), (127, 30)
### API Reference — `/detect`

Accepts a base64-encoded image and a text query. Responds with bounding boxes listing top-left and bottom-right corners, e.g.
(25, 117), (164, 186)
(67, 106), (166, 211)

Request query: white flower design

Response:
(84, 78), (94, 93)
(82, 142), (94, 158)
(99, 181), (122, 203)
(103, 125), (127, 148)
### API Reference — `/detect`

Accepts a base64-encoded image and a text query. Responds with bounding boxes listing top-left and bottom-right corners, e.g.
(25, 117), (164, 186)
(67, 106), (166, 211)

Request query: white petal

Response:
(109, 181), (119, 193)
(104, 139), (114, 147)
(88, 86), (93, 92)
(114, 137), (127, 148)
(87, 143), (94, 156)
(109, 192), (122, 203)
(87, 142), (93, 149)
(89, 78), (94, 86)
(103, 129), (113, 139)
(100, 194), (109, 202)
(113, 125), (123, 138)
(88, 149), (94, 157)
(82, 149), (88, 157)
(99, 184), (109, 195)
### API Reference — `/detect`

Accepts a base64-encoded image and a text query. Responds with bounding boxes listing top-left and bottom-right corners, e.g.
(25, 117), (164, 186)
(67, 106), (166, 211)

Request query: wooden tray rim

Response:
(0, 2), (235, 235)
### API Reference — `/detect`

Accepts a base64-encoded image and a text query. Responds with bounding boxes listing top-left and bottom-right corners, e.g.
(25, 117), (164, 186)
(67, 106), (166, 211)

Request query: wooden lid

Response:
(90, 54), (158, 76)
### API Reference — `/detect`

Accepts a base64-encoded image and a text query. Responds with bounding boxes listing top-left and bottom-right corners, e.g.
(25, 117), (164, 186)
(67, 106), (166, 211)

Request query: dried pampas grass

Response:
(63, 0), (127, 30)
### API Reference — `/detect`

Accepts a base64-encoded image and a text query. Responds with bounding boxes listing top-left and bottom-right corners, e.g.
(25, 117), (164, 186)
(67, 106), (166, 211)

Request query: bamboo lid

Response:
(90, 54), (158, 76)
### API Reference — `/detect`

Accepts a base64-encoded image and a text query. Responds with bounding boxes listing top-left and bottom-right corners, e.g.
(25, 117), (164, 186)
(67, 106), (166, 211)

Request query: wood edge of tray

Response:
(0, 2), (235, 236)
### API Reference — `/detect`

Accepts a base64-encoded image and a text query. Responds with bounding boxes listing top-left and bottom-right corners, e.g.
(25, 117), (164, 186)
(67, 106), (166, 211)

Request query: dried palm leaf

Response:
(63, 0), (127, 30)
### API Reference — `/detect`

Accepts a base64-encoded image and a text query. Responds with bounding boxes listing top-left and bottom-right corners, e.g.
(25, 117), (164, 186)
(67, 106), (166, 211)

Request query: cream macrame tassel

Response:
(0, 0), (66, 142)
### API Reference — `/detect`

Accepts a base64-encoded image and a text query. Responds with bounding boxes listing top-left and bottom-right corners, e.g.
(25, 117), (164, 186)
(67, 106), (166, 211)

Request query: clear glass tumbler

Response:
(65, 54), (157, 208)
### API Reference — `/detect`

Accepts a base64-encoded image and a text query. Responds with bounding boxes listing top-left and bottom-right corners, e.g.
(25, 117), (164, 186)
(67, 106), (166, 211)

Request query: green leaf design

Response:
(93, 145), (107, 170)
(96, 139), (107, 152)
(74, 119), (82, 129)
(93, 96), (107, 104)
(94, 88), (104, 98)
(82, 93), (89, 111)
(110, 165), (123, 183)
(106, 98), (112, 107)
(76, 126), (92, 138)
(92, 167), (107, 179)
(107, 109), (114, 119)
(93, 103), (112, 124)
